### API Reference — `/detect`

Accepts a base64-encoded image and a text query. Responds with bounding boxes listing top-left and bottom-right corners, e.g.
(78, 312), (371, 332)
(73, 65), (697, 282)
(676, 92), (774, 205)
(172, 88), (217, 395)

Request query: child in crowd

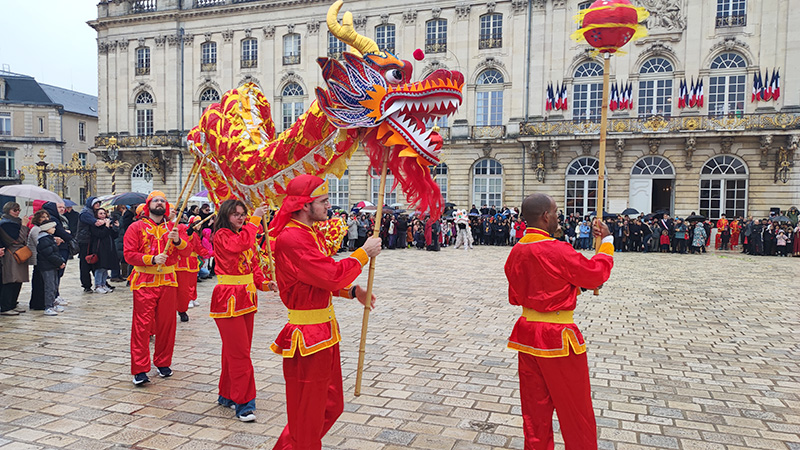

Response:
(659, 230), (670, 253)
(36, 221), (66, 316)
(776, 230), (788, 256)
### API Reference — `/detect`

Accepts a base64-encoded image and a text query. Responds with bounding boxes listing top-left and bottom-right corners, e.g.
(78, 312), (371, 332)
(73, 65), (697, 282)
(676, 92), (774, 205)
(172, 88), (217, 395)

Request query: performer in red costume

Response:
(175, 216), (211, 323)
(504, 193), (613, 450)
(124, 191), (187, 386)
(270, 174), (381, 450)
(211, 199), (275, 422)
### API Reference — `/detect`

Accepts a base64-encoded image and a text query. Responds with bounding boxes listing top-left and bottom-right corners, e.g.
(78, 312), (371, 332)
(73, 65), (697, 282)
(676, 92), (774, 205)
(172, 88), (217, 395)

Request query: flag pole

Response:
(593, 53), (611, 296)
(354, 149), (389, 396)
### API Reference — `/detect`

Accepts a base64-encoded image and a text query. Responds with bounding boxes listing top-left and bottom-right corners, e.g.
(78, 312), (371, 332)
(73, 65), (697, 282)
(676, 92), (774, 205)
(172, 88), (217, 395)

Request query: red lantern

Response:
(573, 0), (648, 54)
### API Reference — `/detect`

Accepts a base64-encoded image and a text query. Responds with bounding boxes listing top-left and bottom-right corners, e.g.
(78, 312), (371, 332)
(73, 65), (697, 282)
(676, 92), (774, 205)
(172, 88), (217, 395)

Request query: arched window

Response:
(638, 57), (674, 117)
(282, 83), (305, 131)
(371, 168), (396, 205)
(565, 157), (606, 218)
(283, 33), (301, 65)
(479, 13), (503, 49)
(375, 24), (395, 54)
(131, 163), (153, 193)
(425, 19), (447, 53)
(328, 169), (349, 209)
(136, 47), (150, 76)
(573, 62), (603, 122)
(709, 53), (747, 117)
(328, 31), (345, 59)
(241, 38), (258, 68)
(700, 155), (748, 220)
(199, 88), (219, 116)
(135, 91), (154, 136)
(631, 156), (675, 176)
(431, 163), (448, 203)
(473, 159), (502, 208)
(201, 42), (217, 71)
(476, 69), (504, 126)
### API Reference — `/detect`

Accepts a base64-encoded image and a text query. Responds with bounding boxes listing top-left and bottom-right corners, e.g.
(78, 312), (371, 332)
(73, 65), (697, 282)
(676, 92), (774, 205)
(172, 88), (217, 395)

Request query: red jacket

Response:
(504, 228), (613, 358)
(270, 219), (369, 358)
(123, 216), (187, 291)
(210, 217), (268, 318)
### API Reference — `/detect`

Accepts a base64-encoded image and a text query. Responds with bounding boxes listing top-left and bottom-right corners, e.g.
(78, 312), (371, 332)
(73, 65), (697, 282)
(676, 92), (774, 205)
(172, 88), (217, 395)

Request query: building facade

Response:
(0, 71), (99, 204)
(90, 0), (799, 219)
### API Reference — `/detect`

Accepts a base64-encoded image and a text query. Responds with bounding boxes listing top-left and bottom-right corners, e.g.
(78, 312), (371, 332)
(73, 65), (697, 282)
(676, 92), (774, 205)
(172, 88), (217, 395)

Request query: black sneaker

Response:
(105, 283), (115, 291)
(83, 288), (93, 293)
(179, 312), (189, 322)
(133, 372), (150, 385)
(157, 366), (173, 378)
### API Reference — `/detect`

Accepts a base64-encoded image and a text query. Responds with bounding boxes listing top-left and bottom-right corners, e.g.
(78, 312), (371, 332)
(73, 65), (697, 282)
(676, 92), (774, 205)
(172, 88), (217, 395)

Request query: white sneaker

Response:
(94, 286), (110, 294)
(54, 296), (69, 306)
(43, 308), (58, 316)
(54, 305), (65, 313)
(187, 301), (194, 308)
(192, 300), (200, 307)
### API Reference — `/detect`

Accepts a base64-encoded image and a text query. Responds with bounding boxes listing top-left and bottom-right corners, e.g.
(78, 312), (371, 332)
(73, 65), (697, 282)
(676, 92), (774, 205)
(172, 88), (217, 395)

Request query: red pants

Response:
(130, 285), (177, 375)
(518, 350), (597, 450)
(214, 313), (256, 404)
(273, 344), (344, 450)
(176, 271), (198, 313)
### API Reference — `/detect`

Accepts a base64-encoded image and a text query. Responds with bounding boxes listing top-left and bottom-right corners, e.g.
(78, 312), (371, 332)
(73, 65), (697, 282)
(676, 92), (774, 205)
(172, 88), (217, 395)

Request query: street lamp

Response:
(104, 136), (130, 195)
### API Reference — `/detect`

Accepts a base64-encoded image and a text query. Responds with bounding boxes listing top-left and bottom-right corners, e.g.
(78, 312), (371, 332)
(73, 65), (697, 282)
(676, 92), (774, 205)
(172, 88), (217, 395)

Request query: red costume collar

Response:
(525, 227), (551, 237)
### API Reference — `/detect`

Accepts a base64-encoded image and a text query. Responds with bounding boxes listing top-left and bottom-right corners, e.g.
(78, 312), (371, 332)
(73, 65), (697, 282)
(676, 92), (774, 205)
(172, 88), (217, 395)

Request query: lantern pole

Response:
(593, 53), (611, 296)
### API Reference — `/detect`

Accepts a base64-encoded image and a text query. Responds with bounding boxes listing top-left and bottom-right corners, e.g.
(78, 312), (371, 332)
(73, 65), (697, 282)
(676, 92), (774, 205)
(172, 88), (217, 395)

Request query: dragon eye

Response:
(386, 69), (404, 84)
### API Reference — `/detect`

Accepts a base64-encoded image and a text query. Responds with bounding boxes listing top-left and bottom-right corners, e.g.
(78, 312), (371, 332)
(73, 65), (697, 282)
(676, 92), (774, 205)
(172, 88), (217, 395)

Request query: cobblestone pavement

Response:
(0, 246), (798, 450)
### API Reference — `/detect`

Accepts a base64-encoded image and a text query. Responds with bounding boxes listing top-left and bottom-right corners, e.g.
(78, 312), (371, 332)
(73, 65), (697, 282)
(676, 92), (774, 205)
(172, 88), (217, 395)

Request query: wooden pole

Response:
(593, 53), (611, 296)
(157, 156), (207, 271)
(354, 149), (389, 396)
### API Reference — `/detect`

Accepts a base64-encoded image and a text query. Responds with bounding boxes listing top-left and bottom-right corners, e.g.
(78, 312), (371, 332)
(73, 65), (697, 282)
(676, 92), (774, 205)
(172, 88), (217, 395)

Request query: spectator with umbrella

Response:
(0, 202), (30, 316)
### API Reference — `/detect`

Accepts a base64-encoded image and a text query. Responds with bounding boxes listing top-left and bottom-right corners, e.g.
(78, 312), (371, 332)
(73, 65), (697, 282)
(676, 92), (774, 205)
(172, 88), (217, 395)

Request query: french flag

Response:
(773, 69), (780, 101)
(610, 83), (618, 111)
(752, 73), (759, 102)
(689, 78), (697, 108)
(555, 82), (563, 110)
(545, 83), (553, 111)
(626, 82), (633, 110)
(678, 79), (686, 109)
(560, 83), (568, 110)
(697, 78), (704, 108)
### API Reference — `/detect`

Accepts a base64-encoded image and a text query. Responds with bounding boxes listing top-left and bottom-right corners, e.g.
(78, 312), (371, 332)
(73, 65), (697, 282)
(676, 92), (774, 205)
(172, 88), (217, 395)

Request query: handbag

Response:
(13, 245), (32, 264)
(84, 241), (99, 265)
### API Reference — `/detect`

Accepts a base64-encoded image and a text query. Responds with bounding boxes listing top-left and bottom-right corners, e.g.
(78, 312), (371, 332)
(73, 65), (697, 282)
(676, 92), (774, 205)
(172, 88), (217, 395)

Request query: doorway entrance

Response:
(628, 156), (675, 214)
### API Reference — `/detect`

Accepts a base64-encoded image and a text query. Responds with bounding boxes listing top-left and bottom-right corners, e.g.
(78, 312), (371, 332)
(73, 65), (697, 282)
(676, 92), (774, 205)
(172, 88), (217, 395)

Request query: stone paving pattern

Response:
(0, 246), (798, 449)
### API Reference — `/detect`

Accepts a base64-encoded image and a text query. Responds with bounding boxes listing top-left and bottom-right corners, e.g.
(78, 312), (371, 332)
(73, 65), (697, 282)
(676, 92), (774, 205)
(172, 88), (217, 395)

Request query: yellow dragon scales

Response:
(187, 0), (465, 223)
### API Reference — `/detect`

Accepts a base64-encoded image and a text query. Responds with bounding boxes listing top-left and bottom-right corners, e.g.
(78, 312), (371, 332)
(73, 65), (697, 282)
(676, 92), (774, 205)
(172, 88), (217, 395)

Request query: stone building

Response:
(90, 0), (799, 219)
(0, 70), (99, 204)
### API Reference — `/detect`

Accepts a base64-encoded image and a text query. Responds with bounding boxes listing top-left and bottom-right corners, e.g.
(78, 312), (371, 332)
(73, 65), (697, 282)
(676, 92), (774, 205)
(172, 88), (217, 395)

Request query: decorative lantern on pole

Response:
(572, 0), (648, 295)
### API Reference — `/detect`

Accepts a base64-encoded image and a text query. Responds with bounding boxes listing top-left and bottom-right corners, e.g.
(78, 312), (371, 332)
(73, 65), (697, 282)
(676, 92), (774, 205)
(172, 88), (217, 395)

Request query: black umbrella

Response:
(775, 215), (792, 223)
(652, 209), (669, 216)
(686, 214), (706, 222)
(108, 192), (147, 206)
(444, 202), (457, 208)
(621, 208), (639, 216)
(590, 210), (616, 220)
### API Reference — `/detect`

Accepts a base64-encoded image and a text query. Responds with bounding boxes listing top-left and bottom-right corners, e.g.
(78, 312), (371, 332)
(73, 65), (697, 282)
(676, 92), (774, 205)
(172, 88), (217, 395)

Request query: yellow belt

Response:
(217, 274), (254, 285)
(134, 265), (175, 275)
(288, 305), (336, 325)
(522, 308), (574, 324)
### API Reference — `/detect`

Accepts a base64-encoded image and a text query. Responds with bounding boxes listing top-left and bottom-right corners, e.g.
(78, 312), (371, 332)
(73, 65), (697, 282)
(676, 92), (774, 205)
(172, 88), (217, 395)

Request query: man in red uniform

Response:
(270, 174), (381, 450)
(124, 191), (187, 385)
(504, 193), (613, 450)
(176, 216), (211, 322)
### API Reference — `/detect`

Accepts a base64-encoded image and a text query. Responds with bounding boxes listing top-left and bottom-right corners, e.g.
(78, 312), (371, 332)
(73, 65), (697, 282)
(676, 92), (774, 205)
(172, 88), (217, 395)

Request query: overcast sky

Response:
(0, 1), (98, 96)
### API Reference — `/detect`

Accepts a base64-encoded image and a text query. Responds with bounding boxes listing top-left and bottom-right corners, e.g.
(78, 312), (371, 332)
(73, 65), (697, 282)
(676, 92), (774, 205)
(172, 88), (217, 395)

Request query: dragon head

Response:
(315, 0), (464, 168)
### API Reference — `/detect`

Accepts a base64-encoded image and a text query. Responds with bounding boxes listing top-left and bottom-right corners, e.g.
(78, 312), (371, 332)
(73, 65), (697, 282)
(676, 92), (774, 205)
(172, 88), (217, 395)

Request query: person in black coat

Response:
(41, 202), (73, 299)
(36, 221), (65, 315)
(63, 205), (79, 240)
(89, 208), (119, 294)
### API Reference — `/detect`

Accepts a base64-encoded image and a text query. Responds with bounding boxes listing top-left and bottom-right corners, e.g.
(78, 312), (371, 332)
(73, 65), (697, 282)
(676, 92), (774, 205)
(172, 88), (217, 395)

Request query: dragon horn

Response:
(327, 0), (379, 56)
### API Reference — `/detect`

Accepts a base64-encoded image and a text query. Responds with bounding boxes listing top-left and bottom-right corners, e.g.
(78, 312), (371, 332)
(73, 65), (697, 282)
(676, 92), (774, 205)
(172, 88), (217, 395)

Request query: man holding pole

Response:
(269, 174), (381, 450)
(124, 191), (187, 386)
(505, 193), (613, 450)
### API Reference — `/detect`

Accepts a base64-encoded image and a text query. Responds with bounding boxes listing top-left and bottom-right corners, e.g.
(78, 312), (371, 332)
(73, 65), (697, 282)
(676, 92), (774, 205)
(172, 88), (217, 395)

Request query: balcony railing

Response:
(471, 125), (505, 139)
(131, 0), (157, 13)
(95, 134), (183, 148)
(479, 36), (502, 49)
(437, 127), (450, 140)
(201, 62), (217, 72)
(135, 66), (150, 76)
(283, 54), (300, 65)
(716, 14), (747, 28)
(240, 58), (257, 69)
(195, 0), (226, 7)
(520, 112), (800, 137)
(425, 42), (447, 54)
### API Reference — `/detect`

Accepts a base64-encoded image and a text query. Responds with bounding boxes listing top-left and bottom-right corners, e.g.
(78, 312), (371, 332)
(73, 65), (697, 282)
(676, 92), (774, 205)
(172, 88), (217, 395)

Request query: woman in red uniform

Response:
(175, 216), (211, 322)
(211, 199), (274, 422)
